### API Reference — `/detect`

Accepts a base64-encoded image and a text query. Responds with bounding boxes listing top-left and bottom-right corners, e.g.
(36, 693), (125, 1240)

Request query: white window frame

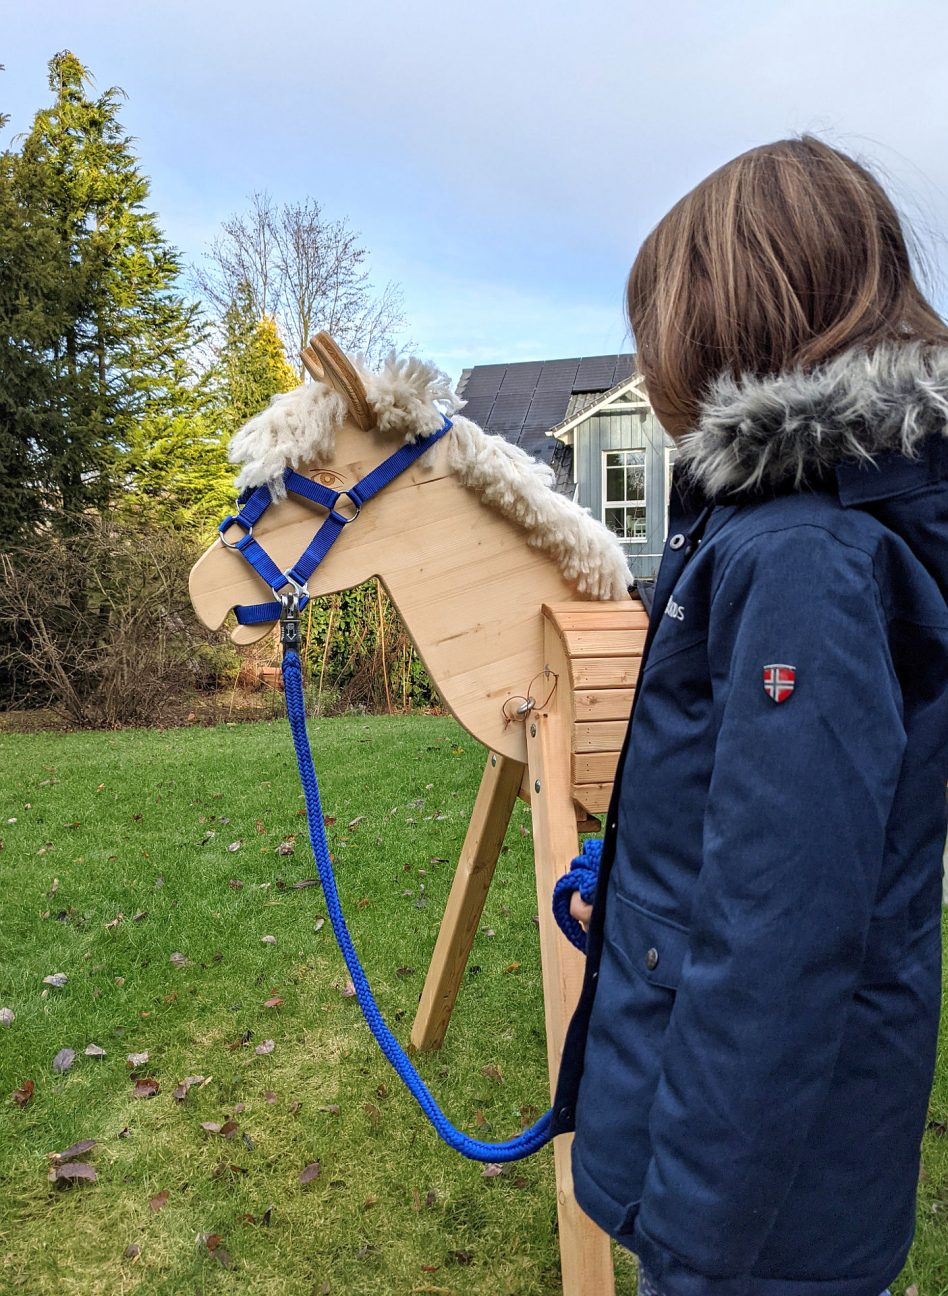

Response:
(664, 444), (678, 537)
(602, 448), (647, 544)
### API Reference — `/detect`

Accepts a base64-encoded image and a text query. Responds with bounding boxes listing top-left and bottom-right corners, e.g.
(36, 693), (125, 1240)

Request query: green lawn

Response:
(0, 717), (944, 1296)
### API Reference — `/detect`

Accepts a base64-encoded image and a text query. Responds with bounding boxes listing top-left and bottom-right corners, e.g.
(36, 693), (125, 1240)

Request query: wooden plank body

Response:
(541, 602), (647, 817)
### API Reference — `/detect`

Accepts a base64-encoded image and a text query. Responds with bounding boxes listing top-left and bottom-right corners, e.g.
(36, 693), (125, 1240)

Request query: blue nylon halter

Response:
(219, 415), (454, 625)
(218, 411), (563, 1161)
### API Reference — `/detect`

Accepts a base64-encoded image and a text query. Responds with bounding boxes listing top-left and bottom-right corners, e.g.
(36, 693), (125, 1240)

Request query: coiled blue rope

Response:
(551, 838), (603, 953)
(283, 648), (554, 1161)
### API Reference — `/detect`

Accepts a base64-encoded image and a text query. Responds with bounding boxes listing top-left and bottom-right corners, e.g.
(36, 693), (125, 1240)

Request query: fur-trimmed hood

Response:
(677, 341), (948, 496)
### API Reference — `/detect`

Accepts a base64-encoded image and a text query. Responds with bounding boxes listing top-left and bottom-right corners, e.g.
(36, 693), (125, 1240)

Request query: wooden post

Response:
(525, 620), (616, 1296)
(411, 752), (524, 1051)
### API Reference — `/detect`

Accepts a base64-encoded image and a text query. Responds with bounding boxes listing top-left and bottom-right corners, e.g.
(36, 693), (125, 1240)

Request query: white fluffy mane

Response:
(228, 352), (632, 601)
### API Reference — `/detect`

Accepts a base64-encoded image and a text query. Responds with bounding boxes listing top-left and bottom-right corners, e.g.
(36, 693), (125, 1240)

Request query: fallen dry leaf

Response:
(298, 1161), (322, 1185)
(201, 1122), (222, 1134)
(169, 952), (191, 969)
(263, 995), (283, 1009)
(123, 1244), (140, 1260)
(172, 1075), (207, 1102)
(132, 1078), (159, 1099)
(340, 980), (356, 998)
(481, 1064), (503, 1081)
(48, 1162), (97, 1185)
(255, 1040), (275, 1056)
(481, 1163), (504, 1178)
(149, 1189), (170, 1212)
(227, 841), (242, 853)
(126, 1052), (149, 1067)
(51, 1139), (96, 1161)
(84, 1044), (106, 1057)
(52, 1048), (76, 1074)
(0, 1008), (14, 1027)
(43, 973), (68, 988)
(260, 935), (277, 945)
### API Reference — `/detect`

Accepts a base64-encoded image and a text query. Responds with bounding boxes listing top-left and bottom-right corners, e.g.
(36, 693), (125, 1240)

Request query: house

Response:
(456, 353), (676, 583)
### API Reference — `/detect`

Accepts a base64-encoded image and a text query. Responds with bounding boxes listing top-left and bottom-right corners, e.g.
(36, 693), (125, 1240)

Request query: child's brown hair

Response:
(626, 135), (948, 423)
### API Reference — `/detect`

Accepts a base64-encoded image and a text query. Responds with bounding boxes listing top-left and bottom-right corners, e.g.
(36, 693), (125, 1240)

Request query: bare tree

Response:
(193, 193), (407, 371)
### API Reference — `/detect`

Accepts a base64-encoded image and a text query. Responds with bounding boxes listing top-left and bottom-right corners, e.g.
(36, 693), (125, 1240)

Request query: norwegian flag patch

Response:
(763, 663), (796, 704)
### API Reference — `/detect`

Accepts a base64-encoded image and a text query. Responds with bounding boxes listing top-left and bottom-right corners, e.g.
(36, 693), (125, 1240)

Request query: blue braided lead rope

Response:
(282, 649), (554, 1161)
(551, 838), (603, 953)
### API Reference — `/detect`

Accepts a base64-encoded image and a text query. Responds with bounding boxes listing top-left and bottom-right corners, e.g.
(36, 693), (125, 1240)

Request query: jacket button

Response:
(558, 1105), (573, 1121)
(669, 533), (686, 550)
(645, 947), (659, 971)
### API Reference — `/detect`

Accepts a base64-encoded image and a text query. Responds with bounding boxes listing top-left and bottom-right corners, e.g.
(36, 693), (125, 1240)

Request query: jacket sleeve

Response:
(630, 525), (907, 1295)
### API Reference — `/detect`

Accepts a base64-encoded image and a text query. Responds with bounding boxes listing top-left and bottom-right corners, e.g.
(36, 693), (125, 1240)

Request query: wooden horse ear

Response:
(300, 332), (373, 431)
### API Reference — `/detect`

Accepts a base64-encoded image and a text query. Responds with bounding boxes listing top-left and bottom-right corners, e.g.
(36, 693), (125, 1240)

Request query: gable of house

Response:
(458, 352), (675, 581)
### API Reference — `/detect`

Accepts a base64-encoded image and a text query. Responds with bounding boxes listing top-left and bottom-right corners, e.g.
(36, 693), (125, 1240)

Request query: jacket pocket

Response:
(604, 889), (690, 991)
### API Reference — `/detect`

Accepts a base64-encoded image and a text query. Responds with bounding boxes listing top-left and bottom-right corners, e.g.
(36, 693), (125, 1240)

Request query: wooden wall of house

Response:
(573, 403), (674, 581)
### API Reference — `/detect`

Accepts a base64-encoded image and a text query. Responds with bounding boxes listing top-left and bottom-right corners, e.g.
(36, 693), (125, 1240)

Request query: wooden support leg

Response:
(410, 751), (523, 1052)
(527, 707), (616, 1296)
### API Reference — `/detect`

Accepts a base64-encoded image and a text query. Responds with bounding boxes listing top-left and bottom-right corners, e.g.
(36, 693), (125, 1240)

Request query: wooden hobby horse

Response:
(189, 333), (649, 1296)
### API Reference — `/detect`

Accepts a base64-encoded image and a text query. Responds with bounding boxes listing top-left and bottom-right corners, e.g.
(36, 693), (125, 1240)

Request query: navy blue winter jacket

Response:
(550, 343), (948, 1296)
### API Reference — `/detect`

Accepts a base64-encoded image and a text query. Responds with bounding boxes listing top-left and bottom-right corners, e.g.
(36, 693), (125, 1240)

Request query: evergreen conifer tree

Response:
(0, 51), (203, 533)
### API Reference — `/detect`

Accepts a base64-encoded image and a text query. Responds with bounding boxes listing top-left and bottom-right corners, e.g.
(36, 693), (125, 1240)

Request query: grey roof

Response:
(456, 353), (635, 493)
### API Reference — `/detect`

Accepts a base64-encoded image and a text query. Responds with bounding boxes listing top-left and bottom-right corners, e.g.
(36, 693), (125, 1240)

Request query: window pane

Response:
(605, 467), (625, 502)
(604, 507), (626, 536)
(625, 464), (645, 501)
(627, 505), (646, 539)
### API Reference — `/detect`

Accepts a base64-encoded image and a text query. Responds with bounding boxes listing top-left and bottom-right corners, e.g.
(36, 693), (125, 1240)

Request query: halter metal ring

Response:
(333, 490), (362, 524)
(218, 515), (253, 550)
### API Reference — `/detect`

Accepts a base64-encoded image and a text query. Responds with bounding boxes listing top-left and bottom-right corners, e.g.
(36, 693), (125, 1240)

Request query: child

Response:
(554, 135), (948, 1296)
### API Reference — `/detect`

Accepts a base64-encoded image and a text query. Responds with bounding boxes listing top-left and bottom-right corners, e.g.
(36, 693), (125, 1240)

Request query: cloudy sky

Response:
(4, 0), (948, 383)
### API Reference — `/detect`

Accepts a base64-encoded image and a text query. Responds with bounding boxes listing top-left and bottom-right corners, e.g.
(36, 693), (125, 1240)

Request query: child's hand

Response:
(570, 890), (594, 932)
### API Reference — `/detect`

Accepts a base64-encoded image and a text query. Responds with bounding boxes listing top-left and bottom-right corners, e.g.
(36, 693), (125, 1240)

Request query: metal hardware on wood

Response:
(534, 779), (541, 793)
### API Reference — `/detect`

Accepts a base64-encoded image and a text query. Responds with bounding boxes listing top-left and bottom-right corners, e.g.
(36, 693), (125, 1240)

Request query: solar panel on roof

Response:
(456, 354), (635, 459)
(460, 399), (496, 426)
(498, 362), (543, 394)
(574, 356), (619, 390)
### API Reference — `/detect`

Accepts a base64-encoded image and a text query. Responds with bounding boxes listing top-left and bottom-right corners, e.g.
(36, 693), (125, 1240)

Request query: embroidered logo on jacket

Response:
(664, 597), (685, 622)
(763, 663), (796, 703)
